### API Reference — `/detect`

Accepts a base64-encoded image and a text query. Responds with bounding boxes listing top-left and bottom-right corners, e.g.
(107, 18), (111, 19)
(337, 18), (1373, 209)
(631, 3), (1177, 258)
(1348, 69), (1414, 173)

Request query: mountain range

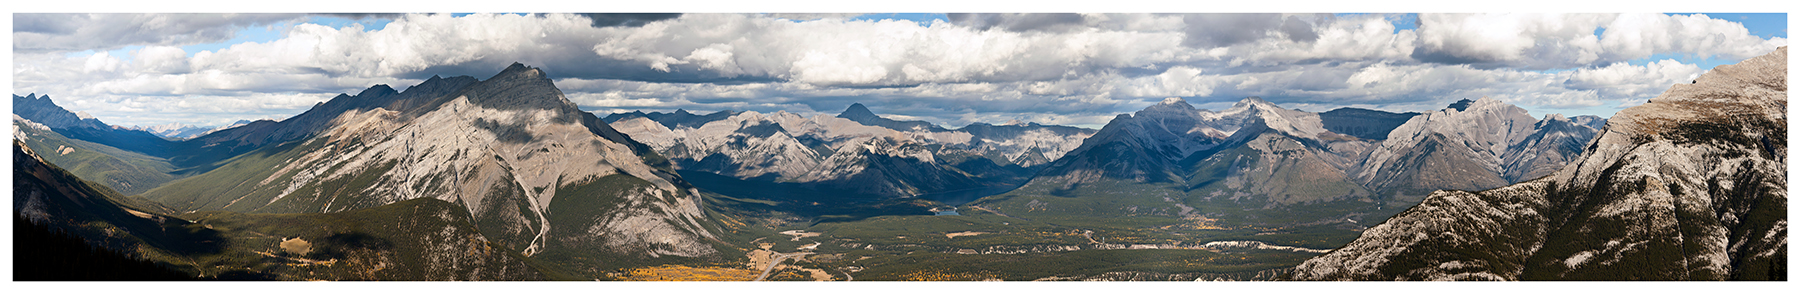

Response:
(14, 64), (743, 279)
(968, 95), (1605, 232)
(603, 103), (1095, 199)
(1291, 46), (1787, 281)
(34, 49), (1778, 280)
(124, 120), (253, 139)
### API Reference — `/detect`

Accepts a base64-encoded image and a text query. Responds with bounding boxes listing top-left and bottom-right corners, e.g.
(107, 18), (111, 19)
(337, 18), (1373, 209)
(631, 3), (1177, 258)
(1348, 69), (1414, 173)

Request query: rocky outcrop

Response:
(1292, 47), (1786, 281)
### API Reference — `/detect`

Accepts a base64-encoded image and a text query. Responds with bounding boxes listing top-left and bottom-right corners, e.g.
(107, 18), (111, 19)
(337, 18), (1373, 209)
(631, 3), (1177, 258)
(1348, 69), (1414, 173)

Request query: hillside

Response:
(1292, 46), (1787, 281)
(138, 63), (731, 278)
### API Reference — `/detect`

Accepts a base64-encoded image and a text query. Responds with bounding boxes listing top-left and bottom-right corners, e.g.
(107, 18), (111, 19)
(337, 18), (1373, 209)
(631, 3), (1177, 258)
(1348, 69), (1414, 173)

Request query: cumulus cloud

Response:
(1563, 59), (1704, 98)
(1414, 13), (1786, 69)
(10, 13), (1785, 128)
(587, 13), (1201, 86)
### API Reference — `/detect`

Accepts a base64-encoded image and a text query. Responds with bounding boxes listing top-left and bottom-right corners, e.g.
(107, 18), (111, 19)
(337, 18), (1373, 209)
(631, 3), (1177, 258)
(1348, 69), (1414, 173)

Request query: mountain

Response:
(971, 97), (1394, 231)
(164, 75), (479, 167)
(13, 116), (185, 196)
(836, 102), (949, 132)
(1500, 114), (1600, 182)
(1318, 108), (1420, 140)
(1355, 97), (1602, 205)
(15, 139), (548, 280)
(1292, 46), (1787, 281)
(12, 94), (172, 158)
(129, 123), (214, 139)
(138, 63), (729, 276)
(604, 104), (1095, 199)
(13, 139), (206, 264)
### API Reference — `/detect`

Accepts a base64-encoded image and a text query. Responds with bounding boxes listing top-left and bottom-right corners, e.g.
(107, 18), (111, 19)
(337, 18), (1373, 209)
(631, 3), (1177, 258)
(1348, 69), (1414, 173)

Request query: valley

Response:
(12, 46), (1782, 281)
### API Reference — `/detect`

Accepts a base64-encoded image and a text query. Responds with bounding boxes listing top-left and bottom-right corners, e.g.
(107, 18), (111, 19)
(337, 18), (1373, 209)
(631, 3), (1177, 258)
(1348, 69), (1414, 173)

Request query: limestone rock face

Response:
(1293, 47), (1787, 281)
(143, 63), (721, 263)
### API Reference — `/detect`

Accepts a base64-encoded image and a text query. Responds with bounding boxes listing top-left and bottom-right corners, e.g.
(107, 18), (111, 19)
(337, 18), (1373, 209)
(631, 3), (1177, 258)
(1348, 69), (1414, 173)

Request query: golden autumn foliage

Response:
(619, 265), (760, 281)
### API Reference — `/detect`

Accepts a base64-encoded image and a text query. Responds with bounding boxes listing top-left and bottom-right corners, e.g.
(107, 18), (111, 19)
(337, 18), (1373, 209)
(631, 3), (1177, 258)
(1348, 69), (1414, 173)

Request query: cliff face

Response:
(1292, 47), (1787, 281)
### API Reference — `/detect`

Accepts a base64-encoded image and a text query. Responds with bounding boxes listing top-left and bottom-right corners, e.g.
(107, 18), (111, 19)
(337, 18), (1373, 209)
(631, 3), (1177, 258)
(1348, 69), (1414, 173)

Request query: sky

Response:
(8, 9), (1790, 129)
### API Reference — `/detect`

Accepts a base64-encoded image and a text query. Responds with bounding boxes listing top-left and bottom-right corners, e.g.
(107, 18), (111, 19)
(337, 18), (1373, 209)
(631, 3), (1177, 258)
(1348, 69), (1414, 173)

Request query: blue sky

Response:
(13, 13), (1789, 128)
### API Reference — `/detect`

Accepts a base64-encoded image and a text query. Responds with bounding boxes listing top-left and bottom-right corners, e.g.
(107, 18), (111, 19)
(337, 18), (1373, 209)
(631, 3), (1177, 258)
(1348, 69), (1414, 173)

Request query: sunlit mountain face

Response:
(10, 12), (1785, 281)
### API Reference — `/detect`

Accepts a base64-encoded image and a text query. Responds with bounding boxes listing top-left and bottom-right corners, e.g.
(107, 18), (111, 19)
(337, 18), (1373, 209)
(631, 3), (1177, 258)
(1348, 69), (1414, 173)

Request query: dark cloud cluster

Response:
(579, 13), (681, 28)
(13, 13), (309, 53)
(949, 13), (1088, 32)
(1181, 13), (1323, 48)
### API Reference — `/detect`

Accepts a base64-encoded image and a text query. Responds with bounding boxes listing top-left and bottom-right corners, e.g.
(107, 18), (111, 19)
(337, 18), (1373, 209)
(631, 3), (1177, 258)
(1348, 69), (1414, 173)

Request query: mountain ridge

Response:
(1291, 46), (1787, 281)
(136, 63), (728, 276)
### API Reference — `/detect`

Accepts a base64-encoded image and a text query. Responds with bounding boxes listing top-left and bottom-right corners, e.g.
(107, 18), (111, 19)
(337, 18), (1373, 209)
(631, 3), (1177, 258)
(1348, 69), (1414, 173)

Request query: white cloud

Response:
(131, 46), (191, 74)
(1597, 13), (1788, 61)
(1414, 13), (1785, 69)
(1563, 59), (1704, 98)
(10, 13), (1785, 128)
(589, 13), (1196, 86)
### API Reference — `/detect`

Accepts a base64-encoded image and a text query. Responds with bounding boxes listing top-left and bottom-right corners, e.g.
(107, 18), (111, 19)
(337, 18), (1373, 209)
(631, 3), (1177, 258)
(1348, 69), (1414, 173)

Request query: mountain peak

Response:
(837, 103), (883, 122)
(1446, 98), (1476, 111)
(1231, 96), (1282, 110)
(1543, 113), (1568, 122)
(840, 103), (875, 117)
(1143, 98), (1195, 113)
(358, 84), (399, 97)
(490, 62), (545, 81)
(449, 63), (577, 114)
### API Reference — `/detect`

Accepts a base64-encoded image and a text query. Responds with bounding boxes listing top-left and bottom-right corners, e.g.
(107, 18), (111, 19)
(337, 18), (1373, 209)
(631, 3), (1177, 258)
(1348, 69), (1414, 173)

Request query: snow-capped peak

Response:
(1159, 97), (1190, 105)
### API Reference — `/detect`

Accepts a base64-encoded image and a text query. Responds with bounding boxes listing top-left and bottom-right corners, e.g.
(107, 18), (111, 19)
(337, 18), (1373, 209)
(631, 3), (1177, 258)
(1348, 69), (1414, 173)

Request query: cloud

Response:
(1182, 14), (1329, 48)
(13, 13), (308, 53)
(10, 13), (1784, 128)
(1220, 15), (1418, 67)
(764, 13), (868, 21)
(578, 13), (681, 28)
(1562, 59), (1704, 98)
(587, 13), (1196, 86)
(1413, 13), (1786, 69)
(949, 13), (1088, 32)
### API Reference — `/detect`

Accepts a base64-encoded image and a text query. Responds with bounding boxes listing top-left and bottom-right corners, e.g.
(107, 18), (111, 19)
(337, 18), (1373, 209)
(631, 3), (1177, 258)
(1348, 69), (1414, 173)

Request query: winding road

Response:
(753, 251), (813, 281)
